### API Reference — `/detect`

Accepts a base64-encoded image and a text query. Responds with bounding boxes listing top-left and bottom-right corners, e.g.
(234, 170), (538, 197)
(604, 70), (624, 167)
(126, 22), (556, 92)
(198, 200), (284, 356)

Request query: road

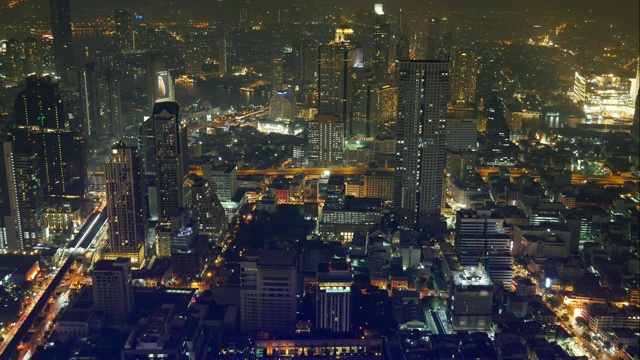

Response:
(237, 167), (394, 176)
(0, 256), (75, 360)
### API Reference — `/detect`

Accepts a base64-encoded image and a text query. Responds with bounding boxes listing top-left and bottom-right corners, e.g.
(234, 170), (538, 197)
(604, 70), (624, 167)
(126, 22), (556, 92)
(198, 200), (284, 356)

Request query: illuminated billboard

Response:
(154, 71), (174, 103)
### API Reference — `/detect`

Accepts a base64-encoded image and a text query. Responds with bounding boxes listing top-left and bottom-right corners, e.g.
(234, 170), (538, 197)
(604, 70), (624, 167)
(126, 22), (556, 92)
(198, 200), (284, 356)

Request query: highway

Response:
(237, 167), (394, 176)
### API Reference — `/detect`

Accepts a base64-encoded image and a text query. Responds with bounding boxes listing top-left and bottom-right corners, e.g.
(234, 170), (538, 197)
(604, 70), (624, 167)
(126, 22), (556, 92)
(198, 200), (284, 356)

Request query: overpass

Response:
(236, 167), (394, 176)
(67, 208), (108, 253)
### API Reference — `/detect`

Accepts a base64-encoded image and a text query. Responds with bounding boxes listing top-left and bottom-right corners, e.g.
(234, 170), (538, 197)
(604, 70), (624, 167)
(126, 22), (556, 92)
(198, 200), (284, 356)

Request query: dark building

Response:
(105, 144), (147, 266)
(393, 60), (449, 228)
(49, 0), (74, 82)
(115, 9), (133, 49)
(153, 102), (187, 224)
(13, 76), (87, 199)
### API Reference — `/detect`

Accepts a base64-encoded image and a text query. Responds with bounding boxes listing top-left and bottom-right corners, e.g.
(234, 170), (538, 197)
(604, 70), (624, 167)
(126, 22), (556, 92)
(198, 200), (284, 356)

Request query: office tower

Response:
(349, 67), (377, 138)
(364, 170), (394, 201)
(292, 39), (317, 83)
(445, 116), (478, 151)
(13, 75), (87, 199)
(325, 175), (346, 210)
(269, 90), (296, 121)
(439, 28), (453, 60)
(98, 70), (123, 138)
(372, 5), (390, 84)
(114, 9), (132, 49)
(6, 38), (21, 79)
(78, 63), (102, 135)
(450, 51), (478, 108)
(189, 177), (226, 239)
(203, 164), (237, 202)
(318, 25), (363, 135)
(153, 102), (186, 224)
(446, 150), (477, 184)
(23, 37), (38, 75)
(218, 34), (227, 77)
(448, 267), (494, 332)
(105, 144), (146, 266)
(455, 209), (512, 287)
(0, 141), (45, 252)
(425, 17), (440, 60)
(92, 258), (135, 327)
(307, 114), (344, 167)
(184, 35), (202, 77)
(240, 249), (298, 332)
(138, 117), (156, 176)
(40, 35), (55, 74)
(50, 0), (74, 82)
(485, 97), (510, 143)
(316, 262), (352, 332)
(271, 53), (284, 93)
(395, 36), (410, 62)
(393, 60), (449, 228)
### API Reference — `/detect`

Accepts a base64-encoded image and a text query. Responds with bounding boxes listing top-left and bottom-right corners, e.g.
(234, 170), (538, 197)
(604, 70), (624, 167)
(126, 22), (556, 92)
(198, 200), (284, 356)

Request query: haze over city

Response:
(0, 0), (637, 359)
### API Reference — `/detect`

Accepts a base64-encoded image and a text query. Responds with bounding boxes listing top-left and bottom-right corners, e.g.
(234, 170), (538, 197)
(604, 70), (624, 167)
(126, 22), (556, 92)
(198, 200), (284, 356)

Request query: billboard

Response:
(154, 71), (174, 103)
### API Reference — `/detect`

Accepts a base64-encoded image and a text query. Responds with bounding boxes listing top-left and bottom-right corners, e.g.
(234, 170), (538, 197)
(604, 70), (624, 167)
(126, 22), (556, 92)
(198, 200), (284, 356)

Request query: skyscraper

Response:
(240, 249), (298, 332)
(13, 75), (87, 199)
(0, 141), (45, 252)
(349, 67), (377, 138)
(425, 17), (440, 60)
(292, 39), (317, 83)
(98, 70), (123, 138)
(92, 258), (135, 327)
(271, 53), (284, 93)
(218, 33), (227, 77)
(372, 5), (390, 84)
(450, 51), (478, 108)
(393, 60), (449, 228)
(49, 0), (74, 82)
(153, 102), (186, 224)
(114, 9), (132, 49)
(307, 114), (344, 167)
(6, 38), (21, 79)
(105, 144), (147, 266)
(189, 177), (226, 239)
(78, 63), (102, 136)
(318, 25), (363, 136)
(316, 262), (352, 332)
(23, 37), (38, 75)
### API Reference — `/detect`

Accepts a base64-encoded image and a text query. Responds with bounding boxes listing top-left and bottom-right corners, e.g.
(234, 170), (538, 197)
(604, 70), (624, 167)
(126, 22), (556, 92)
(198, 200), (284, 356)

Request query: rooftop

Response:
(452, 267), (492, 287)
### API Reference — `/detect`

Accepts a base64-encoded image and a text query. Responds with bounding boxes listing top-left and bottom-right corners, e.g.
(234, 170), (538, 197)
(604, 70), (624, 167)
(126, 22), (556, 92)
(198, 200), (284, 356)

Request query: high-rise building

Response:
(308, 114), (344, 167)
(445, 115), (478, 151)
(138, 117), (156, 176)
(269, 90), (296, 121)
(78, 63), (102, 136)
(13, 75), (87, 199)
(425, 17), (440, 60)
(325, 175), (346, 210)
(349, 67), (377, 138)
(318, 25), (363, 135)
(153, 102), (186, 224)
(105, 144), (147, 266)
(98, 70), (123, 138)
(92, 258), (135, 327)
(218, 34), (227, 77)
(23, 37), (38, 75)
(240, 249), (298, 332)
(6, 38), (21, 79)
(393, 60), (449, 228)
(0, 141), (45, 252)
(184, 36), (202, 77)
(291, 39), (317, 83)
(189, 177), (226, 239)
(114, 9), (132, 49)
(372, 5), (390, 84)
(49, 0), (74, 82)
(202, 164), (237, 203)
(450, 51), (478, 108)
(448, 267), (494, 332)
(271, 54), (284, 93)
(455, 209), (512, 287)
(316, 262), (352, 332)
(40, 35), (55, 74)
